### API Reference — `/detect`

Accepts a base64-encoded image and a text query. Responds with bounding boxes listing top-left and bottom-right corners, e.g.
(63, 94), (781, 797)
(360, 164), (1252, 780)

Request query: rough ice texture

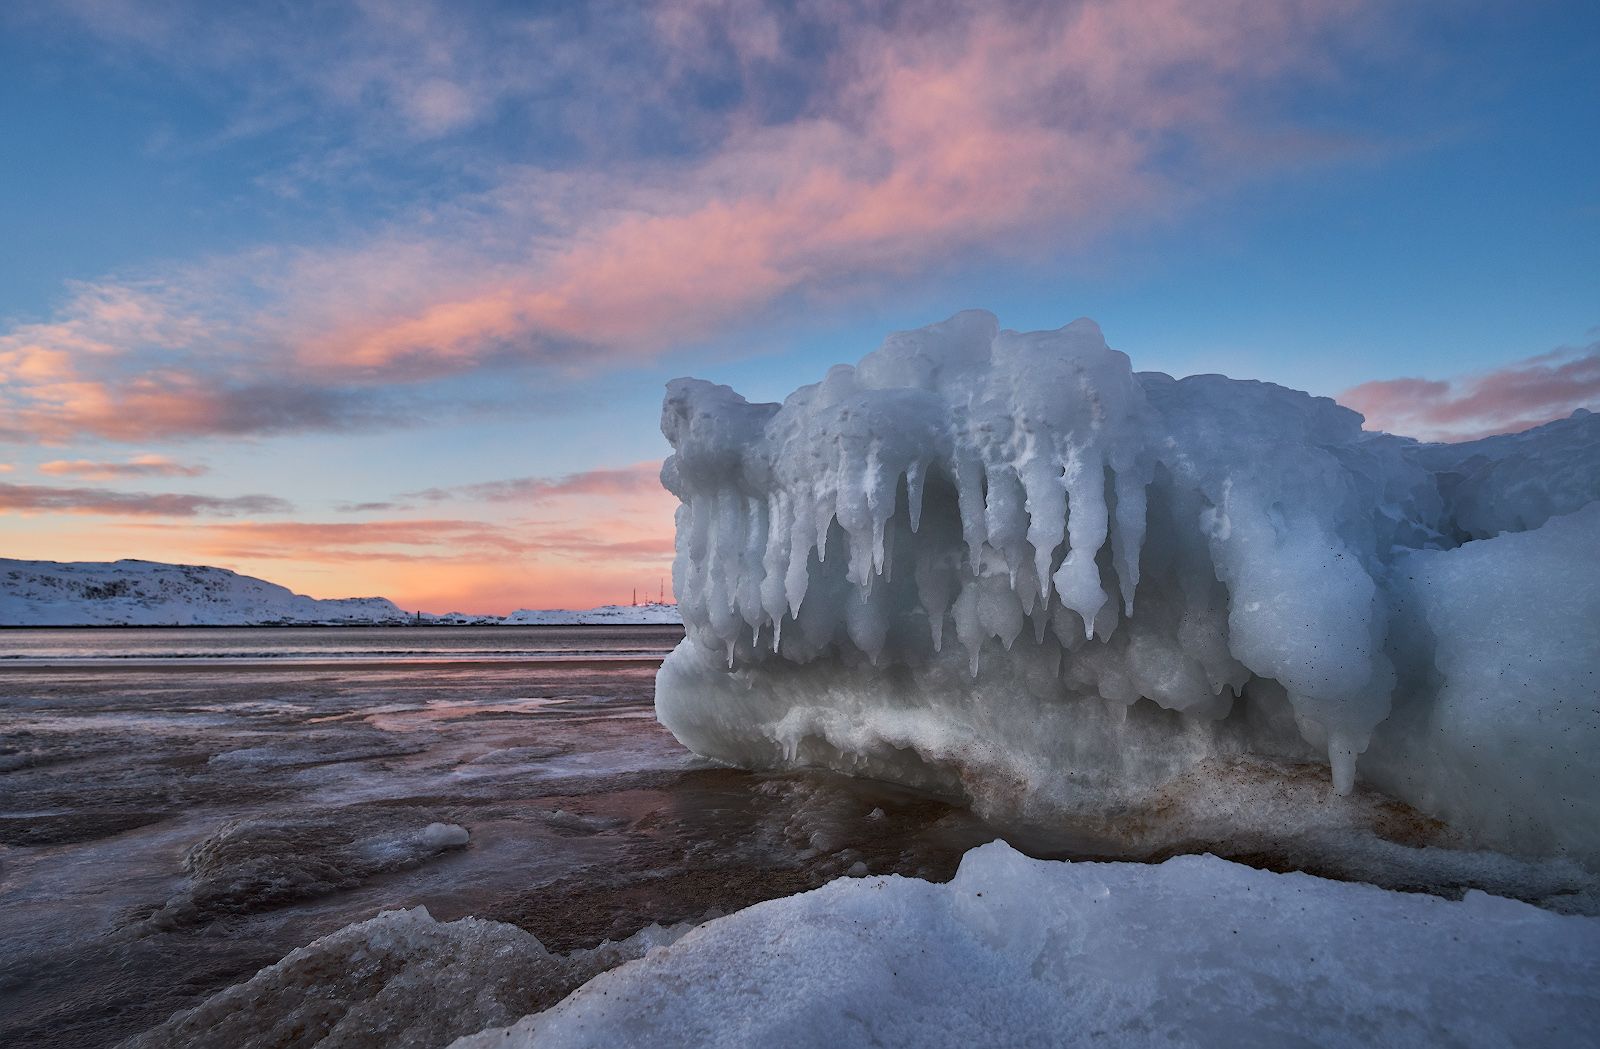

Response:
(0, 558), (408, 626)
(656, 311), (1600, 865)
(120, 907), (690, 1049)
(452, 841), (1600, 1049)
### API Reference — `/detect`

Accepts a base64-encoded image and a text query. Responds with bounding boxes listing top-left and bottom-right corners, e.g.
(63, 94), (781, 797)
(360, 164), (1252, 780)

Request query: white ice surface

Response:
(452, 841), (1600, 1049)
(656, 311), (1600, 863)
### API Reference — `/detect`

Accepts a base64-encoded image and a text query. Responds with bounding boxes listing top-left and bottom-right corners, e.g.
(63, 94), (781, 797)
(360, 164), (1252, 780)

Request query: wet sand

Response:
(0, 654), (999, 1049)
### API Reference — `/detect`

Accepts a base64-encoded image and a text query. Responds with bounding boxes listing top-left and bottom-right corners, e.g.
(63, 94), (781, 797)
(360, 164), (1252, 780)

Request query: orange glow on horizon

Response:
(0, 471), (680, 615)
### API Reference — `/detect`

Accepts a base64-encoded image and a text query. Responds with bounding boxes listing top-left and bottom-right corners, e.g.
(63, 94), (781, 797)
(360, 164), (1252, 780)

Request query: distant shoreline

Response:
(0, 655), (672, 673)
(0, 623), (686, 631)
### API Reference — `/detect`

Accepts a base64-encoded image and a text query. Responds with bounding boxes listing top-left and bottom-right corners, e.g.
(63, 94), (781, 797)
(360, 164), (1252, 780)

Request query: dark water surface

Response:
(0, 624), (684, 666)
(0, 627), (998, 1049)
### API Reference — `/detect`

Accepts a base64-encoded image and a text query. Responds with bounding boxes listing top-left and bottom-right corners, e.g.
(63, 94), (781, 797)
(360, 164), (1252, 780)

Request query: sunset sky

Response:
(2, 0), (1597, 613)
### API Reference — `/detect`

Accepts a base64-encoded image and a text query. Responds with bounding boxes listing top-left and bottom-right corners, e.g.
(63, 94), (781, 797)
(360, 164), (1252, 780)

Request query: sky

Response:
(1, 0), (1597, 613)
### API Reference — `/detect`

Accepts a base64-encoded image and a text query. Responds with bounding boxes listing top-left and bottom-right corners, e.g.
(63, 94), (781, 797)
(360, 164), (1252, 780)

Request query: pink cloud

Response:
(308, 1), (1372, 378)
(410, 461), (664, 504)
(1339, 341), (1600, 441)
(38, 454), (208, 479)
(4, 0), (1387, 443)
(0, 482), (289, 517)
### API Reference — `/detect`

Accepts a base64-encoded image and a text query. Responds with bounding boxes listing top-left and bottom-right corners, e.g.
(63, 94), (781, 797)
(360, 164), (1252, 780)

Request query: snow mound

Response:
(452, 841), (1600, 1049)
(0, 558), (408, 626)
(656, 311), (1600, 864)
(121, 907), (691, 1049)
(501, 603), (682, 626)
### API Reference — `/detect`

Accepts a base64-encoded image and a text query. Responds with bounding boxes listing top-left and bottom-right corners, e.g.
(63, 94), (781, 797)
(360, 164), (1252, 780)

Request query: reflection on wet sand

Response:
(0, 651), (999, 1049)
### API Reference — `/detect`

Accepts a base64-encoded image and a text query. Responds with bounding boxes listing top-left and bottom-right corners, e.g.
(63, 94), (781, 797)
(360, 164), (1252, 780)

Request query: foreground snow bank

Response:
(0, 558), (408, 626)
(656, 311), (1600, 864)
(454, 842), (1600, 1049)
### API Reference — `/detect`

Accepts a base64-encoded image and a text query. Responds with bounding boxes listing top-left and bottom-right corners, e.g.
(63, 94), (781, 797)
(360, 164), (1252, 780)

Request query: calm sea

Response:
(0, 624), (684, 666)
(0, 625), (991, 1049)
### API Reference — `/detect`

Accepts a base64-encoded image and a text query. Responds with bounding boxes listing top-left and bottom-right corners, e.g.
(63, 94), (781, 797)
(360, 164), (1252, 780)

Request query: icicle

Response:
(786, 513), (814, 618)
(983, 465), (1027, 585)
(760, 491), (792, 628)
(955, 455), (987, 572)
(1053, 454), (1110, 638)
(1019, 451), (1067, 607)
(916, 551), (951, 654)
(905, 460), (926, 533)
(1328, 730), (1364, 795)
(1110, 466), (1148, 616)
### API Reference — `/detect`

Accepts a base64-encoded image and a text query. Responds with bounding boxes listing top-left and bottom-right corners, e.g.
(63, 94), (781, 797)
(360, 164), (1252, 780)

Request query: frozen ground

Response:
(0, 627), (1000, 1049)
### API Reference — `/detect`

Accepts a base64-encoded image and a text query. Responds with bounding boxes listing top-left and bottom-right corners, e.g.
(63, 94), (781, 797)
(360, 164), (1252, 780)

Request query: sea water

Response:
(0, 627), (997, 1049)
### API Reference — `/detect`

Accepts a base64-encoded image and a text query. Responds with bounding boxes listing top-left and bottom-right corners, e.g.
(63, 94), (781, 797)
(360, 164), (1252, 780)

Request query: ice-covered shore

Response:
(119, 844), (1600, 1049)
(454, 842), (1600, 1049)
(79, 312), (1600, 1048)
(656, 311), (1599, 866)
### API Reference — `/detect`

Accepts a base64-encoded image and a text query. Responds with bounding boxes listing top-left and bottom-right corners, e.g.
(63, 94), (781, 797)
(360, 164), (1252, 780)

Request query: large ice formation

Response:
(453, 842), (1600, 1049)
(656, 311), (1600, 864)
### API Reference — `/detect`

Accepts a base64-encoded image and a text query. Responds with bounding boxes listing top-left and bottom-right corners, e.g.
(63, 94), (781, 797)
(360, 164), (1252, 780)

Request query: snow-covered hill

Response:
(501, 603), (682, 626)
(0, 558), (684, 627)
(0, 559), (409, 627)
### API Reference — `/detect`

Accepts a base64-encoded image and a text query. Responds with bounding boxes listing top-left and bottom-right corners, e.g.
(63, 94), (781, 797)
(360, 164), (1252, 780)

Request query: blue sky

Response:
(1, 0), (1596, 610)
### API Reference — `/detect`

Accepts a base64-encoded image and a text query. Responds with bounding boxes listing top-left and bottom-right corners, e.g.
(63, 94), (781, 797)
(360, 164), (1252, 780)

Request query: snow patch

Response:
(0, 558), (407, 626)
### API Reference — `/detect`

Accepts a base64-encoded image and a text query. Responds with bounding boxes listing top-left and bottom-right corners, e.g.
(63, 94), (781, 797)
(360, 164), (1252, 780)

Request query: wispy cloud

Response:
(0, 279), (409, 442)
(333, 500), (404, 514)
(28, 0), (577, 142)
(3, 0), (1395, 444)
(1339, 340), (1600, 441)
(408, 461), (662, 504)
(0, 482), (291, 517)
(131, 517), (674, 564)
(38, 454), (207, 479)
